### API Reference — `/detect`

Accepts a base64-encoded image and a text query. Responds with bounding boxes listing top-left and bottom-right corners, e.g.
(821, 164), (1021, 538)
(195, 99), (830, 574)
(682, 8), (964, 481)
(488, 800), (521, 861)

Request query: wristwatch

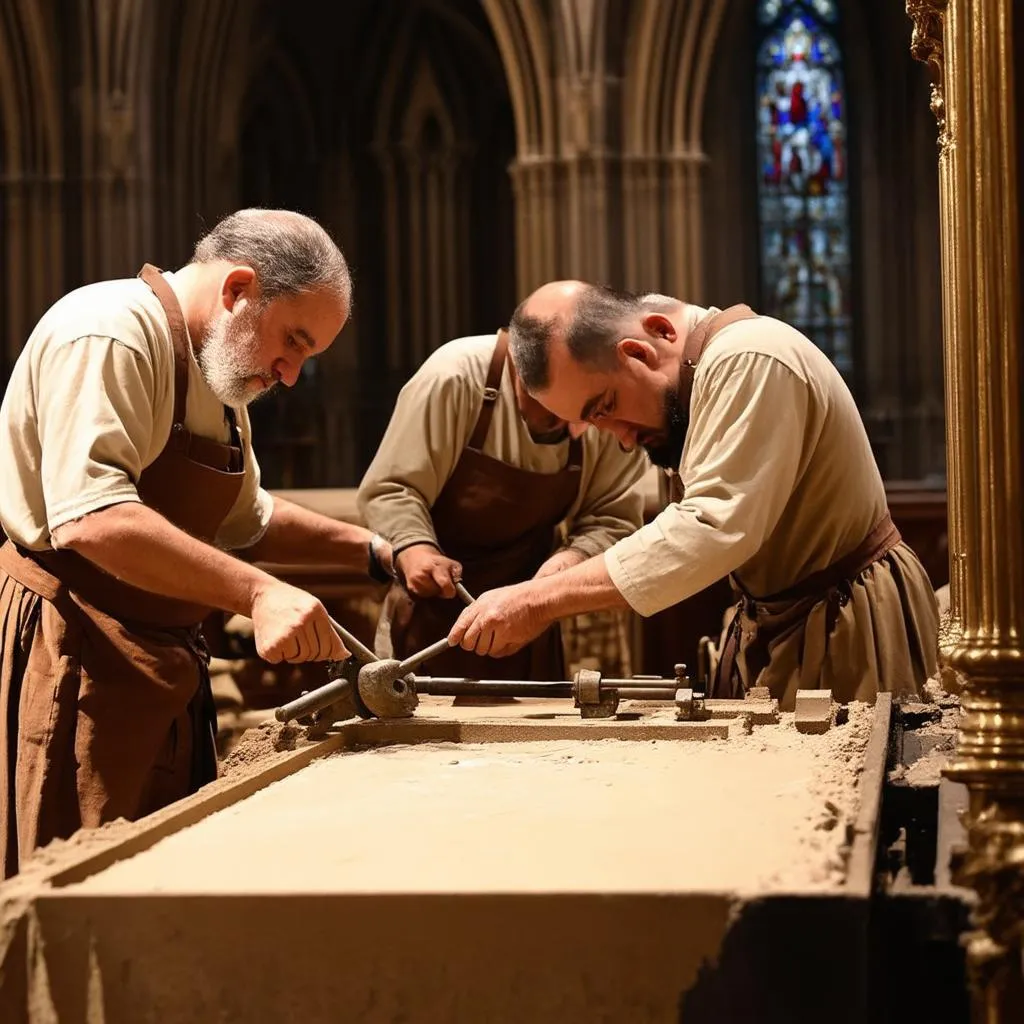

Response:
(367, 533), (395, 584)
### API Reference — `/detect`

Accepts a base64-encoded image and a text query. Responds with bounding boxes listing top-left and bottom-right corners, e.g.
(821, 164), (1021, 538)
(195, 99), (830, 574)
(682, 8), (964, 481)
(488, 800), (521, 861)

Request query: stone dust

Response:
(72, 704), (876, 898)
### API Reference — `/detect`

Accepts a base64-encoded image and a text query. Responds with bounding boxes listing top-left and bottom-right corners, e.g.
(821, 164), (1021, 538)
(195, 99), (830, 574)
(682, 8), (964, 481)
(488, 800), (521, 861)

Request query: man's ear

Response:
(220, 266), (257, 313)
(617, 337), (659, 367)
(641, 313), (677, 342)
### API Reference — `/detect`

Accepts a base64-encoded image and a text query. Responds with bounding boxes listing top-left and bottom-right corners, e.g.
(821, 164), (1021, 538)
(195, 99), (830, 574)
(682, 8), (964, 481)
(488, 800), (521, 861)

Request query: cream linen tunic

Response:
(0, 275), (273, 551)
(605, 308), (938, 704)
(358, 334), (648, 557)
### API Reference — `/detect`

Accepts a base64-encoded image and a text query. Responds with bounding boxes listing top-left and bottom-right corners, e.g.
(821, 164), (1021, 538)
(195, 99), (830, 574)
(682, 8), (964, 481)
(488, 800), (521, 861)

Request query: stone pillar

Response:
(907, 1), (1024, 1016)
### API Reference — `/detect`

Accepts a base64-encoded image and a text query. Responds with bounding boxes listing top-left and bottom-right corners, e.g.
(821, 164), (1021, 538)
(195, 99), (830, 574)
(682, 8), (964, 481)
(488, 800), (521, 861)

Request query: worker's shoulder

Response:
(31, 276), (168, 360)
(408, 334), (497, 388)
(700, 313), (830, 385)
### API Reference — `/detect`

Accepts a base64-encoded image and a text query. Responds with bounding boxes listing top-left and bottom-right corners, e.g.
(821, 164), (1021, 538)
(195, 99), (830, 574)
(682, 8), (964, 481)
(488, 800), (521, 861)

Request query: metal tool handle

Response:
(275, 676), (355, 723)
(328, 615), (377, 664)
(396, 637), (452, 675)
(390, 583), (473, 674)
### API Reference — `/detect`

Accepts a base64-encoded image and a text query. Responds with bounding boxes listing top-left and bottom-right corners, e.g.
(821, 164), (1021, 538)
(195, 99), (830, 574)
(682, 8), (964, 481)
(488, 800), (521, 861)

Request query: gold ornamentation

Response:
(906, 0), (948, 144)
(907, 0), (1024, 1016)
(951, 803), (1024, 1008)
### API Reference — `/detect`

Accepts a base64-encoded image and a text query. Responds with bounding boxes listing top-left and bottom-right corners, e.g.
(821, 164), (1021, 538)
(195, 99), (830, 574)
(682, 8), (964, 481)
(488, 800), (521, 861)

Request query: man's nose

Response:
(275, 358), (302, 388)
(606, 421), (636, 450)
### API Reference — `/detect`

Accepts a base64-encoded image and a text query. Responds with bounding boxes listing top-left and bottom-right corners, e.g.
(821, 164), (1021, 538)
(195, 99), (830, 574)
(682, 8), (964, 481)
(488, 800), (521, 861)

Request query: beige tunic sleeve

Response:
(37, 335), (156, 531)
(563, 436), (647, 559)
(604, 351), (811, 617)
(357, 367), (476, 553)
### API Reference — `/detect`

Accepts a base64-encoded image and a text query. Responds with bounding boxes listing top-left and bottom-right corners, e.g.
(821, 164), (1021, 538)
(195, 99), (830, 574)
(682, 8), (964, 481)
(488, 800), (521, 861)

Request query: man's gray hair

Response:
(192, 208), (352, 308)
(509, 285), (681, 391)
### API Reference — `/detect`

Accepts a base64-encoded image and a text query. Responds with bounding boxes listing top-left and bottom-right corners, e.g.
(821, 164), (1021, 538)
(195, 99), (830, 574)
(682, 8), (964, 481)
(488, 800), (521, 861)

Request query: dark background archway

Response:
(230, 0), (516, 488)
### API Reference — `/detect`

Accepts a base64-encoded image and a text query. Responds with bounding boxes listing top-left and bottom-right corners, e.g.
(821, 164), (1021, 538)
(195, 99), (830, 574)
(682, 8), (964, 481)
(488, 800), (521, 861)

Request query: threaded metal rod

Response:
(413, 678), (677, 701)
(414, 678), (575, 698)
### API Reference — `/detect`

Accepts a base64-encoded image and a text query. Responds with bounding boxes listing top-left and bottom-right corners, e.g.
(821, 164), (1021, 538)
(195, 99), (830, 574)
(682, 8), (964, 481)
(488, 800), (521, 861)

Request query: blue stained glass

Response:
(756, 0), (852, 376)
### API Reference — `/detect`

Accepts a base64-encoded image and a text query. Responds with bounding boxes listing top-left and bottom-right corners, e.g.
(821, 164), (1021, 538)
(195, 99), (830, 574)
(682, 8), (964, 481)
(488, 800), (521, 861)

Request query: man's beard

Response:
(196, 310), (277, 408)
(641, 385), (689, 470)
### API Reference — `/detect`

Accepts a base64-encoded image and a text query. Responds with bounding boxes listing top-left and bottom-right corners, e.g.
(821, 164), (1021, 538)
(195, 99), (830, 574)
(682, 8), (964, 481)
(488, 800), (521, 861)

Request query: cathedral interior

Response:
(1, 0), (1023, 1021)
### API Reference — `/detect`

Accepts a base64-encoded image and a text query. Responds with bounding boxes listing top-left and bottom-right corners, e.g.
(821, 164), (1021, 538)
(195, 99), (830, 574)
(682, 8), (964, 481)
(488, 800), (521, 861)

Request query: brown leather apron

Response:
(0, 264), (245, 877)
(378, 330), (582, 681)
(670, 305), (903, 698)
(712, 514), (902, 698)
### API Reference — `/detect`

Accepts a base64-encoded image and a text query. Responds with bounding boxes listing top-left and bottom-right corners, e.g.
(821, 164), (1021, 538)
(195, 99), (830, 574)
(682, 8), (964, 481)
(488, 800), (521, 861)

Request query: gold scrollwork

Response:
(906, 0), (949, 144)
(951, 804), (1024, 1007)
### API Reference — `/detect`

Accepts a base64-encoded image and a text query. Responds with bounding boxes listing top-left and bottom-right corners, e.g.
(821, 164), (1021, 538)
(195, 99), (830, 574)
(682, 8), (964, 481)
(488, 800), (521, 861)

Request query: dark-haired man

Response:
(359, 328), (647, 682)
(450, 281), (938, 706)
(0, 209), (394, 875)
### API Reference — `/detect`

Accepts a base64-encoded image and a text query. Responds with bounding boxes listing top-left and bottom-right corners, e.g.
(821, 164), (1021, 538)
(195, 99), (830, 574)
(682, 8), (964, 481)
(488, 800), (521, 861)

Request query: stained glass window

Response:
(756, 0), (852, 376)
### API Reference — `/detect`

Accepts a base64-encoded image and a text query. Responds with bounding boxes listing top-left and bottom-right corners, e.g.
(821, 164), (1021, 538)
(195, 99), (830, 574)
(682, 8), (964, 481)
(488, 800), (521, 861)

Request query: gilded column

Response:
(907, 1), (1024, 1018)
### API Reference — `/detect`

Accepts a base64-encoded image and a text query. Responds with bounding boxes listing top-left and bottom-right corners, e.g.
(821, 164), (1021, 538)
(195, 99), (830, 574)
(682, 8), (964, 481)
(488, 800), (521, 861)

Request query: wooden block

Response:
(795, 689), (834, 734)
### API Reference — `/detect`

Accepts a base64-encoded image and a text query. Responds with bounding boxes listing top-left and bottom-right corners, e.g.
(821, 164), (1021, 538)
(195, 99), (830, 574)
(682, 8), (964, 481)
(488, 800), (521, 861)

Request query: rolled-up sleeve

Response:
(604, 352), (810, 616)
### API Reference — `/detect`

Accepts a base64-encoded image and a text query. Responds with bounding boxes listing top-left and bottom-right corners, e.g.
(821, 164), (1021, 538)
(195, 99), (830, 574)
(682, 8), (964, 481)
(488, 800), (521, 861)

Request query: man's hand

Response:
(396, 544), (463, 599)
(250, 580), (349, 663)
(533, 548), (586, 579)
(448, 581), (552, 657)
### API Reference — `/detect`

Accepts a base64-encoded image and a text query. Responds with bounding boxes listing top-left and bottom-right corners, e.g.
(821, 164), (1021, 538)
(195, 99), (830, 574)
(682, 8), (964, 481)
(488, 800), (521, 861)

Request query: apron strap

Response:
(468, 329), (509, 451)
(139, 265), (191, 427)
(138, 264), (243, 451)
(678, 304), (759, 415)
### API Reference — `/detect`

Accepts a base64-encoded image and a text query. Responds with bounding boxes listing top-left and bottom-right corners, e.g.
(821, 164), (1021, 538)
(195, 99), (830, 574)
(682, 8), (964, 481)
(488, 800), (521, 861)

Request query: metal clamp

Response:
(573, 668), (619, 719)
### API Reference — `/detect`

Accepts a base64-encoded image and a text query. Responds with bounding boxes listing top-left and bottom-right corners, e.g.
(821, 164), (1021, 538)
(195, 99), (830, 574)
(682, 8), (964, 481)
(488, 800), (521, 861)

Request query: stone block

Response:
(795, 689), (834, 734)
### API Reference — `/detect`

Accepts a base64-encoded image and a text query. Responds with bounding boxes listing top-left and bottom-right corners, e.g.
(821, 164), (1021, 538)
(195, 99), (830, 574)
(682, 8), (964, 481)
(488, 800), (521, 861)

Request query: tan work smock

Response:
(0, 265), (245, 877)
(606, 304), (938, 707)
(377, 331), (582, 681)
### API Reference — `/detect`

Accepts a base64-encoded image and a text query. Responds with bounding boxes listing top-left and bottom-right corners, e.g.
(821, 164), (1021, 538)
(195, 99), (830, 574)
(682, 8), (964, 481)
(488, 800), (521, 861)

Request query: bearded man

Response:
(448, 282), (938, 706)
(0, 209), (394, 876)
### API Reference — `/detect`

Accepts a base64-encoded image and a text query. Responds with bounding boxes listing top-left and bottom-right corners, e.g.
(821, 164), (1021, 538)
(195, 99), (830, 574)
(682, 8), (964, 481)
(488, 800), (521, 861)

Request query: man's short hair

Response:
(510, 284), (679, 391)
(192, 209), (352, 308)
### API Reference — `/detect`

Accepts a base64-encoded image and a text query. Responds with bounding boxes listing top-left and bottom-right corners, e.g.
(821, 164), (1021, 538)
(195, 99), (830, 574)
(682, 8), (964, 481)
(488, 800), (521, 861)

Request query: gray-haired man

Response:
(0, 209), (393, 875)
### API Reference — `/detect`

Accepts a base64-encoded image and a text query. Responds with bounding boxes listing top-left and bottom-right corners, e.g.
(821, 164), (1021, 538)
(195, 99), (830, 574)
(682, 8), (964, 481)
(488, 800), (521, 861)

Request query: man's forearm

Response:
(244, 496), (373, 569)
(533, 553), (629, 619)
(51, 501), (275, 617)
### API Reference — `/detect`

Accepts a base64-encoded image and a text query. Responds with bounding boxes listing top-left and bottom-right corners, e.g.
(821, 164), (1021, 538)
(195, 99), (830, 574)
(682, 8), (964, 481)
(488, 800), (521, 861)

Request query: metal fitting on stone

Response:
(675, 685), (708, 721)
(573, 668), (619, 719)
(356, 659), (419, 719)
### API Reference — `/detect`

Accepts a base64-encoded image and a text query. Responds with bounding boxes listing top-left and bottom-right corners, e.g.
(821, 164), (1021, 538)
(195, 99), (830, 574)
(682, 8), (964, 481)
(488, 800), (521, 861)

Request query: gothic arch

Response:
(0, 0), (64, 376)
(135, 0), (255, 261)
(478, 0), (554, 156)
(620, 0), (730, 299)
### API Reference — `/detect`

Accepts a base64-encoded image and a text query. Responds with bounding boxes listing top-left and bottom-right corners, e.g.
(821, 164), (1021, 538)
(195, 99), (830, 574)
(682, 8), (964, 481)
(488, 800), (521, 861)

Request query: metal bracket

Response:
(573, 668), (619, 719)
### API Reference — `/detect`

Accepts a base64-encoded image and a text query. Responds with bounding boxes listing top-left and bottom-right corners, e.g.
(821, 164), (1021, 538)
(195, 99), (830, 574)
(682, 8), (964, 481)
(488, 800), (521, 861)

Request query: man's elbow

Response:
(49, 503), (134, 554)
(50, 515), (96, 552)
